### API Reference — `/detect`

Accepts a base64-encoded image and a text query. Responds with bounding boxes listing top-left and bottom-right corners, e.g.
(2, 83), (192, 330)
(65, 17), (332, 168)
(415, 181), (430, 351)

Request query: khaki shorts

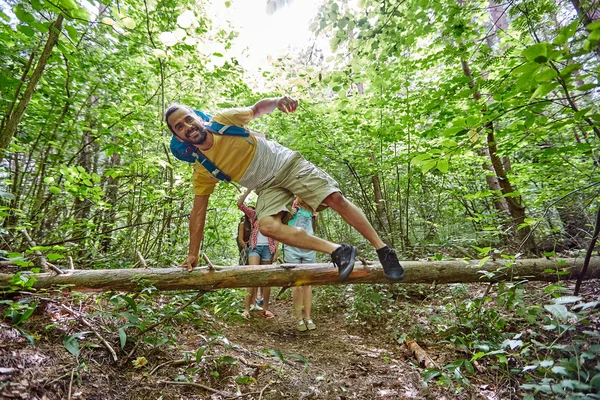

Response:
(255, 152), (340, 223)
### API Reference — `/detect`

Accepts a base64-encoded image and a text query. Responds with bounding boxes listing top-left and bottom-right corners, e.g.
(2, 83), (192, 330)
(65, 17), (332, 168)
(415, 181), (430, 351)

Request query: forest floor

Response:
(0, 277), (597, 400)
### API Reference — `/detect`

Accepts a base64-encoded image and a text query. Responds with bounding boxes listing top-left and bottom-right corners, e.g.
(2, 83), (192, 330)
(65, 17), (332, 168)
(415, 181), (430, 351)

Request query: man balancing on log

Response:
(165, 95), (404, 281)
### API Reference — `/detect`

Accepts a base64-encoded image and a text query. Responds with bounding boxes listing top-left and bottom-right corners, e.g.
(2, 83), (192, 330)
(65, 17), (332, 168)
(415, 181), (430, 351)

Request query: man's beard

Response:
(184, 125), (207, 145)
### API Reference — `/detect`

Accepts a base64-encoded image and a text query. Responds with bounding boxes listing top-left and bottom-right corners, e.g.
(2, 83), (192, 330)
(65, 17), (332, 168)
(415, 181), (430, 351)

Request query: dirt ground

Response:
(1, 280), (594, 400)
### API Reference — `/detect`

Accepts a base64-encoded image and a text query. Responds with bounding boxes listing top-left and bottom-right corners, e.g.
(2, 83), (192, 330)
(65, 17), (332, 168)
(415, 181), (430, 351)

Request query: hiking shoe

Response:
(262, 310), (275, 319)
(306, 319), (316, 330)
(296, 320), (307, 332)
(250, 304), (263, 311)
(241, 311), (250, 319)
(331, 244), (357, 281)
(377, 246), (405, 281)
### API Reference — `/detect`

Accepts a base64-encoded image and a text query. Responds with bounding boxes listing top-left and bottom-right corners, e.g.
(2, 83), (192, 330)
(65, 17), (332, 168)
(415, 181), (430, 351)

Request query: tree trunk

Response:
(2, 257), (598, 293)
(460, 59), (536, 252)
(0, 14), (64, 162)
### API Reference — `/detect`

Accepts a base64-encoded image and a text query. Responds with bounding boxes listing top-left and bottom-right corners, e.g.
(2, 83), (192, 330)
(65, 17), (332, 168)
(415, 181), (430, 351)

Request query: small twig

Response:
(57, 302), (118, 361)
(258, 383), (271, 400)
(202, 253), (215, 271)
(67, 367), (75, 400)
(136, 251), (148, 268)
(149, 358), (191, 375)
(159, 380), (229, 395)
(46, 261), (65, 275)
(68, 256), (74, 270)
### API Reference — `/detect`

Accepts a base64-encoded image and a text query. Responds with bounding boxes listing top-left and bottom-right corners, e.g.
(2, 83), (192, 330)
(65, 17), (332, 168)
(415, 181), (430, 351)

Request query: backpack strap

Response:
(193, 110), (250, 138)
(192, 150), (232, 183)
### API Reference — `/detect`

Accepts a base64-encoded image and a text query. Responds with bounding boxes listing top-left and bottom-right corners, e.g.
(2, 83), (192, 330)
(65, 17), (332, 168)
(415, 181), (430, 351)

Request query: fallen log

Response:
(0, 257), (598, 293)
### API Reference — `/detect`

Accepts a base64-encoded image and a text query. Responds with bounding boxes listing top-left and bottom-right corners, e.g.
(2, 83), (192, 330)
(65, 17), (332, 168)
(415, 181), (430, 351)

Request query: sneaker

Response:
(377, 246), (405, 281)
(262, 310), (275, 319)
(296, 320), (307, 332)
(241, 311), (250, 319)
(331, 244), (357, 281)
(305, 319), (316, 330)
(256, 298), (264, 306)
(250, 304), (263, 311)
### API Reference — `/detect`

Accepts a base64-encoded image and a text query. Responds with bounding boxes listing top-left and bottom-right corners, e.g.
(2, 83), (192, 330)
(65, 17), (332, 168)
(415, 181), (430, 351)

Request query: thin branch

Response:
(56, 301), (118, 361)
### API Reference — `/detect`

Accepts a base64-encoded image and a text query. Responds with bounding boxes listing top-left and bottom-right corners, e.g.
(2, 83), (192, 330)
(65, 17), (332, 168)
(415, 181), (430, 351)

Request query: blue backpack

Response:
(170, 110), (251, 183)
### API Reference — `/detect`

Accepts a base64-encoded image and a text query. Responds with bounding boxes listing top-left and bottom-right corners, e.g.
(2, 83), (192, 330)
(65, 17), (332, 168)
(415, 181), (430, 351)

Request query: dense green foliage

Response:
(1, 0), (599, 398)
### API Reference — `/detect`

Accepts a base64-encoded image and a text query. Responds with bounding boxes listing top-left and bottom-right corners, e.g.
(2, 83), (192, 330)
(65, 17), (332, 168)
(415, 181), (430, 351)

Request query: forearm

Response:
(188, 211), (205, 256)
(251, 97), (281, 119)
(188, 195), (209, 257)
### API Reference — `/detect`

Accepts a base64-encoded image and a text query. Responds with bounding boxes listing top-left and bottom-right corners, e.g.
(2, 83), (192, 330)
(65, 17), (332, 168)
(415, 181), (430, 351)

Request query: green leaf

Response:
(120, 295), (138, 312)
(524, 114), (535, 128)
(436, 159), (449, 173)
(553, 296), (581, 304)
(513, 62), (540, 76)
(591, 373), (600, 389)
(530, 82), (558, 101)
(65, 25), (77, 42)
(265, 348), (285, 363)
(219, 355), (236, 364)
(522, 43), (549, 63)
(63, 335), (80, 357)
(586, 21), (600, 30)
(442, 126), (465, 136)
(49, 186), (61, 195)
(421, 159), (437, 174)
(576, 83), (597, 91)
(589, 29), (600, 41)
(551, 366), (568, 375)
(544, 303), (575, 321)
(535, 67), (557, 82)
(14, 6), (35, 24)
(559, 63), (582, 78)
(421, 368), (440, 383)
(17, 25), (35, 37)
(47, 253), (63, 261)
(118, 327), (127, 348)
(196, 345), (207, 363)
(411, 153), (431, 165)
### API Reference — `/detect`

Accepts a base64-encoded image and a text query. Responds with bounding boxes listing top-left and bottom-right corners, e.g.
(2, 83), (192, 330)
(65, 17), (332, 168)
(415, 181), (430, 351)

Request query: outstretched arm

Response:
(181, 194), (210, 272)
(250, 96), (298, 119)
(237, 189), (256, 219)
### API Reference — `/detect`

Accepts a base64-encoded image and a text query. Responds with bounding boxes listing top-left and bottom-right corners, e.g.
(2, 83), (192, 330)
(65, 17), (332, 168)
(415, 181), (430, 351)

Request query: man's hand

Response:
(181, 254), (198, 272)
(276, 96), (298, 114)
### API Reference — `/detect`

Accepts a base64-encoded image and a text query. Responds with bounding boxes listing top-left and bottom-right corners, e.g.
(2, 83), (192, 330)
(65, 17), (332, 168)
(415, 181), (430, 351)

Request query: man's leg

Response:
(259, 213), (338, 254)
(323, 192), (405, 281)
(260, 213), (358, 281)
(323, 192), (385, 249)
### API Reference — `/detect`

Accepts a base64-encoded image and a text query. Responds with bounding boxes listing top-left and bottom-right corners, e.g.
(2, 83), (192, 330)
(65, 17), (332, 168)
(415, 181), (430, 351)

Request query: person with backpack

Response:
(165, 96), (405, 282)
(284, 197), (318, 332)
(237, 189), (277, 319)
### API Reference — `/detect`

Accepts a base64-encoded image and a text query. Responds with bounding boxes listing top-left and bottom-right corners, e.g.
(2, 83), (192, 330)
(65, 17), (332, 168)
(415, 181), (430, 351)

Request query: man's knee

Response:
(258, 216), (282, 237)
(324, 191), (347, 209)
